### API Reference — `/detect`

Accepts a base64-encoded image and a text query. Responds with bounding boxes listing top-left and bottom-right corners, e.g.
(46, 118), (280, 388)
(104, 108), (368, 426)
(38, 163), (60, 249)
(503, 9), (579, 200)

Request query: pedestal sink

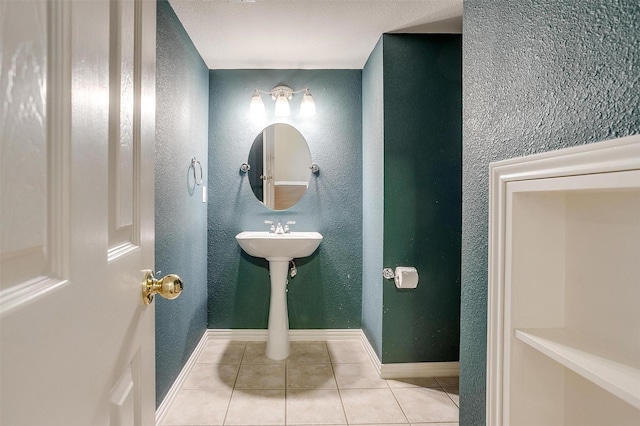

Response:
(235, 231), (323, 360)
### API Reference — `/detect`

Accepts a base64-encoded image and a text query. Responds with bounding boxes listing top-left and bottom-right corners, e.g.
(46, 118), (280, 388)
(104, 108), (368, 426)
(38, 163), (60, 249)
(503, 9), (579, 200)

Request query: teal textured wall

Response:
(462, 0), (640, 423)
(361, 38), (384, 359)
(208, 70), (363, 330)
(155, 1), (209, 407)
(381, 34), (461, 363)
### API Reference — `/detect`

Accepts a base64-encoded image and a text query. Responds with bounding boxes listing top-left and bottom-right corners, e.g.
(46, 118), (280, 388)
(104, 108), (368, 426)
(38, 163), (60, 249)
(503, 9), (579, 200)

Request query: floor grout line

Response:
(221, 342), (246, 426)
(327, 342), (350, 426)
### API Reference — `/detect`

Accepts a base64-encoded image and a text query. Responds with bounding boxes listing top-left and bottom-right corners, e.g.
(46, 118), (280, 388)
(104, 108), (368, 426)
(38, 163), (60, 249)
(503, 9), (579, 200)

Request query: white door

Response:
(1, 1), (157, 425)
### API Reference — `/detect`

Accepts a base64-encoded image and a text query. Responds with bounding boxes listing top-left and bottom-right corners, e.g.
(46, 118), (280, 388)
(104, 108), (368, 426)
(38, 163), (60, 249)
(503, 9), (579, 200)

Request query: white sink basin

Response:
(235, 231), (323, 261)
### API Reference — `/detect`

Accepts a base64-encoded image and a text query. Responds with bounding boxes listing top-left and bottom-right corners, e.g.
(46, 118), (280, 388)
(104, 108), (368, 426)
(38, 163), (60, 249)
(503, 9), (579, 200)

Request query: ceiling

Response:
(168, 0), (463, 70)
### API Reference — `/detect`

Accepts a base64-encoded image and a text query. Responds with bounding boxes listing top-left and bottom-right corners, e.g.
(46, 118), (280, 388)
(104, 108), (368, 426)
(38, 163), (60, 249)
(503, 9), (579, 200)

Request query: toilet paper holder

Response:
(382, 267), (419, 289)
(382, 268), (395, 280)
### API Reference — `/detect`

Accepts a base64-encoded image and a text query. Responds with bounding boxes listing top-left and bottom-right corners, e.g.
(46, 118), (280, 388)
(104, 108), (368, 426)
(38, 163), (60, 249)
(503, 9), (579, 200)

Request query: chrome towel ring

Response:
(189, 157), (203, 186)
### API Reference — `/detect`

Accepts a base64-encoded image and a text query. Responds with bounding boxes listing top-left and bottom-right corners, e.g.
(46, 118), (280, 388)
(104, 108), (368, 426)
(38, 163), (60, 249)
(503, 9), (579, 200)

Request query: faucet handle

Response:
(284, 221), (295, 233)
(264, 220), (275, 233)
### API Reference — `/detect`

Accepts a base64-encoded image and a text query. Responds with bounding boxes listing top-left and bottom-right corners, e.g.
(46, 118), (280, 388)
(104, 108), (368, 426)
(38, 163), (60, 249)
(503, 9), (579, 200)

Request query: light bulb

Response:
(300, 89), (316, 116)
(274, 94), (290, 117)
(250, 90), (265, 118)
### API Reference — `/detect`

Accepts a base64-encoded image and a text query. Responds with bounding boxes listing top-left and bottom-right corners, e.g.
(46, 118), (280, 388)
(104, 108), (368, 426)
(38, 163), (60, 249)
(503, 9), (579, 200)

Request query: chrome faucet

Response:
(265, 220), (295, 234)
(274, 222), (285, 234)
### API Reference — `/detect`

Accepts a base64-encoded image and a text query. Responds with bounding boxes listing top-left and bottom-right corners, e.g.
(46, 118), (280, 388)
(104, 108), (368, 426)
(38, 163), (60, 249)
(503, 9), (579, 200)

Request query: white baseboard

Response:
(205, 329), (460, 378)
(156, 328), (459, 425)
(357, 330), (460, 379)
(379, 361), (460, 379)
(206, 328), (364, 341)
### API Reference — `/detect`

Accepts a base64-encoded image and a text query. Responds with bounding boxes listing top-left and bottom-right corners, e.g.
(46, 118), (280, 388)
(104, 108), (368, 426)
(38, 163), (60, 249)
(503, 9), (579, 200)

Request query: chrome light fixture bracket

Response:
(270, 85), (294, 101)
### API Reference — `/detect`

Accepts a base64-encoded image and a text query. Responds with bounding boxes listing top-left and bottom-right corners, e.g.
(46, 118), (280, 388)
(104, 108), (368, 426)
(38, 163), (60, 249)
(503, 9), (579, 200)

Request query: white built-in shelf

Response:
(488, 136), (640, 425)
(515, 328), (640, 410)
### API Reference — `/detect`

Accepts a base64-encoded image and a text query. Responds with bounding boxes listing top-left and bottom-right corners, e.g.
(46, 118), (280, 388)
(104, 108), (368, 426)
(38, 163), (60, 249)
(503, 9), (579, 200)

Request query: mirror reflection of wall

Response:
(247, 123), (312, 210)
(247, 133), (263, 200)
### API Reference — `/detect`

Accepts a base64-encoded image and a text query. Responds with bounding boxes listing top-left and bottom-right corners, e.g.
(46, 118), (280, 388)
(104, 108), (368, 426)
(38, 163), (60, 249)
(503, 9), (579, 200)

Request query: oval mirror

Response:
(247, 123), (312, 210)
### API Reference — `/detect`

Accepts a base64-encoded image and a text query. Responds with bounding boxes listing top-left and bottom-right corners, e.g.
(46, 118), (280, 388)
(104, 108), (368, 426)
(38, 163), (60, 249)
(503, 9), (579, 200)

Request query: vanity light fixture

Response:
(274, 89), (290, 117)
(250, 85), (316, 118)
(250, 90), (265, 117)
(300, 89), (316, 116)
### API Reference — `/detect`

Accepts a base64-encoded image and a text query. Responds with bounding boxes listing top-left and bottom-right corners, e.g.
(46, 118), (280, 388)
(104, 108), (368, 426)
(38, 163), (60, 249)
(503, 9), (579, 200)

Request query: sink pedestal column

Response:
(265, 260), (290, 360)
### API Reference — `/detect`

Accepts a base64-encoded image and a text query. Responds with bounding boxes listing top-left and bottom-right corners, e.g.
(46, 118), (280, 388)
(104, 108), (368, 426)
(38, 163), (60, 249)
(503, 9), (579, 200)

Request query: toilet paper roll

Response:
(394, 267), (419, 289)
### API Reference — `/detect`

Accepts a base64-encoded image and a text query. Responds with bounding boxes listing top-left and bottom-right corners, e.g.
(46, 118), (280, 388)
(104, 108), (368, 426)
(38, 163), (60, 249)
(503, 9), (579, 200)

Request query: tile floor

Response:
(163, 339), (459, 425)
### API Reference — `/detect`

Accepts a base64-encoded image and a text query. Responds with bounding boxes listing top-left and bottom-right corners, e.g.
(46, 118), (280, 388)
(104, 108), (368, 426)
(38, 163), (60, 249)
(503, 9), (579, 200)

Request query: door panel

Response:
(0, 1), (156, 425)
(0, 0), (69, 315)
(109, 0), (137, 252)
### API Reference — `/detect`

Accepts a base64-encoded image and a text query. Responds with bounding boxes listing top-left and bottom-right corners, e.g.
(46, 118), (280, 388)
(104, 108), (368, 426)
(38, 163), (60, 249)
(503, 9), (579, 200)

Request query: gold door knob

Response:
(142, 270), (183, 305)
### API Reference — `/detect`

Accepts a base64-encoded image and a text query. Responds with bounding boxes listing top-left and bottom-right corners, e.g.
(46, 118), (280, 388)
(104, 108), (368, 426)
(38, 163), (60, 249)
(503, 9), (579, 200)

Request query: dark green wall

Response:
(208, 70), (363, 330)
(362, 34), (462, 364)
(381, 34), (462, 363)
(462, 0), (640, 423)
(155, 1), (209, 407)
